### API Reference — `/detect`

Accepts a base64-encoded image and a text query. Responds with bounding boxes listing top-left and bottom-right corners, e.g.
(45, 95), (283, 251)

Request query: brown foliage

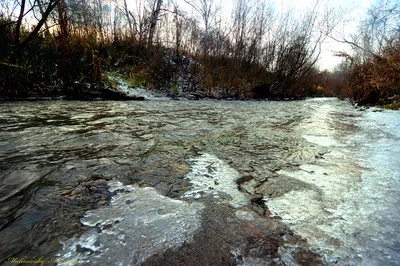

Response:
(347, 40), (400, 105)
(198, 56), (266, 98)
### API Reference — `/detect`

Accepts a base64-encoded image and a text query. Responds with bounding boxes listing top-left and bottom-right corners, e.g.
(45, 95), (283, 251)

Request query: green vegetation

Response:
(384, 98), (400, 110)
(199, 132), (244, 147)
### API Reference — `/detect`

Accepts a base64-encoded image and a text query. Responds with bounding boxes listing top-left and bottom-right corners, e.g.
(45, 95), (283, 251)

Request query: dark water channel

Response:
(0, 99), (399, 265)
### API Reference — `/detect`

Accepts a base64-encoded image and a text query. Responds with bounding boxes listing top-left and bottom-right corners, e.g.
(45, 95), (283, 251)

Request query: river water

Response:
(0, 98), (399, 265)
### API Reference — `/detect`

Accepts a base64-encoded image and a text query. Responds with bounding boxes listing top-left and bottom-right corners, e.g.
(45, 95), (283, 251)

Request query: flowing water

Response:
(0, 98), (399, 265)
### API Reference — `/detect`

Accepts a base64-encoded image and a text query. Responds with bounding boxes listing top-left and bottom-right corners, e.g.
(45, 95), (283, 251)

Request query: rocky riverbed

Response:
(0, 98), (399, 265)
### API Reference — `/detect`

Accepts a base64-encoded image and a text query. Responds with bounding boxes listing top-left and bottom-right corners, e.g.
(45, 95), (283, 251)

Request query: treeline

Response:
(321, 0), (400, 108)
(0, 0), (398, 105)
(0, 0), (339, 100)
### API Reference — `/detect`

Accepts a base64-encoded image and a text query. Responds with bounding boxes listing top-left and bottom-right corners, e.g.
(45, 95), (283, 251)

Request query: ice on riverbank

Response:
(182, 153), (248, 208)
(268, 105), (400, 265)
(57, 181), (204, 265)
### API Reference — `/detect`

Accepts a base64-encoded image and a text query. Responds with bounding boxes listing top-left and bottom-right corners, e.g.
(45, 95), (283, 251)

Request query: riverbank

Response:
(0, 84), (146, 102)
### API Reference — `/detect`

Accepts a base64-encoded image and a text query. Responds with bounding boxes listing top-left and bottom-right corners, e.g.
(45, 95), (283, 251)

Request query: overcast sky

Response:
(316, 0), (373, 70)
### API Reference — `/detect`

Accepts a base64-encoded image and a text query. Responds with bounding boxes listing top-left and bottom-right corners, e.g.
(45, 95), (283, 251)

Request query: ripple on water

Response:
(1, 99), (399, 265)
(0, 166), (50, 202)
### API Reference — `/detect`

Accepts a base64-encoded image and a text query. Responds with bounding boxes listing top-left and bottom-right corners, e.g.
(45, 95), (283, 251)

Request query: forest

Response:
(0, 0), (399, 107)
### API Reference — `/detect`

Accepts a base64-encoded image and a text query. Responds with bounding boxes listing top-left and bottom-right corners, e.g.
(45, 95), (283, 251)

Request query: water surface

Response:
(0, 99), (399, 265)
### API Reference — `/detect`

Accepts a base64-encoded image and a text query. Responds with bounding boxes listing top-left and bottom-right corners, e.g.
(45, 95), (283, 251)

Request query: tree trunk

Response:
(124, 0), (133, 39)
(148, 0), (163, 46)
(56, 0), (72, 91)
(15, 0), (57, 58)
(12, 0), (26, 63)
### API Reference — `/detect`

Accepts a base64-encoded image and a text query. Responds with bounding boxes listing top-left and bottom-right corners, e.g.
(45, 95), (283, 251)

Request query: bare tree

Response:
(11, 0), (57, 62)
(147, 0), (163, 45)
(129, 0), (149, 43)
(168, 0), (184, 53)
(333, 0), (400, 104)
(247, 1), (273, 65)
(123, 0), (133, 38)
(359, 0), (400, 57)
(232, 0), (252, 60)
(256, 1), (340, 98)
(0, 0), (19, 19)
(183, 0), (220, 54)
(324, 1), (398, 61)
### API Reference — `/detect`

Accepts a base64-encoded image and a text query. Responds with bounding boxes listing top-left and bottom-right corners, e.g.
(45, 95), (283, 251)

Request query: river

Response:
(0, 98), (399, 265)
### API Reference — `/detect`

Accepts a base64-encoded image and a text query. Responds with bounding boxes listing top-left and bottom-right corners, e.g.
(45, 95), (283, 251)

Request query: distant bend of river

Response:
(0, 98), (399, 265)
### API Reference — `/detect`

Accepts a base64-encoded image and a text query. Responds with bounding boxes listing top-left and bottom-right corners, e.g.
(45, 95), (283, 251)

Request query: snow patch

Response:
(107, 74), (162, 100)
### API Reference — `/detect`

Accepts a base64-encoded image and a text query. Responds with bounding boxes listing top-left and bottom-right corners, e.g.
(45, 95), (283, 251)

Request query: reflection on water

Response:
(0, 99), (399, 265)
(268, 103), (400, 265)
